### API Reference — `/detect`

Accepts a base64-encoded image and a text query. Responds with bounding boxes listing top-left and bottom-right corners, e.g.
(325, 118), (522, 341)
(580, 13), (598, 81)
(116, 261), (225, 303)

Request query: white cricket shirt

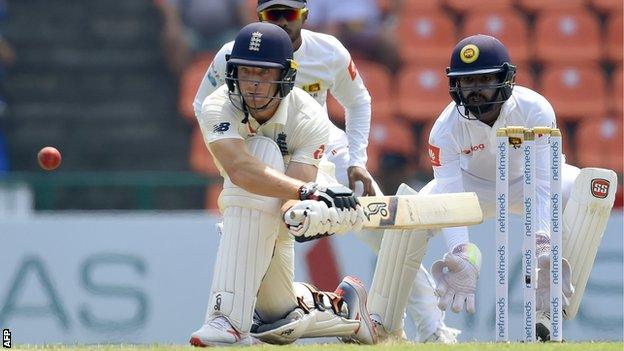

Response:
(193, 29), (372, 169)
(428, 86), (562, 248)
(198, 85), (331, 176)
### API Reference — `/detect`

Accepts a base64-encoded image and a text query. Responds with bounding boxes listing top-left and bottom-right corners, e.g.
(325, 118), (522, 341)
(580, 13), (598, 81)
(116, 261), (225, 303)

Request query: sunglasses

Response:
(258, 7), (307, 22)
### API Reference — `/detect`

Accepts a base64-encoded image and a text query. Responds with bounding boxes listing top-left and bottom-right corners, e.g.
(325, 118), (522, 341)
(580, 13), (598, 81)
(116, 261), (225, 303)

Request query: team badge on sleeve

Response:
(428, 144), (441, 167)
(347, 59), (358, 80)
(313, 145), (325, 159)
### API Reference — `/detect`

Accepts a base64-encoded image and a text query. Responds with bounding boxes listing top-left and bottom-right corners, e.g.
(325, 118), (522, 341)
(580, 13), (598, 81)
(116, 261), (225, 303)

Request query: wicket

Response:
(495, 126), (563, 342)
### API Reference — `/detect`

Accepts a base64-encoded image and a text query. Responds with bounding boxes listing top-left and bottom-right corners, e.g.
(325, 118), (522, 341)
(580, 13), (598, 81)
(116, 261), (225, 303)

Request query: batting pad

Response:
(562, 167), (617, 319)
(207, 136), (285, 332)
(368, 183), (433, 334)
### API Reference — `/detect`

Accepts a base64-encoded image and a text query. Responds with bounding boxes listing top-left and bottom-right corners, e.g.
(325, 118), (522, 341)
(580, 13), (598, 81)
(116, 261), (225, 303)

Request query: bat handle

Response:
(286, 209), (306, 223)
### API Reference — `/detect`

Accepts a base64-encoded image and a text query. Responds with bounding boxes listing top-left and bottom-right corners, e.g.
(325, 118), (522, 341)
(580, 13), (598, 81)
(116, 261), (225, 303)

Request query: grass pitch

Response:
(13, 342), (623, 351)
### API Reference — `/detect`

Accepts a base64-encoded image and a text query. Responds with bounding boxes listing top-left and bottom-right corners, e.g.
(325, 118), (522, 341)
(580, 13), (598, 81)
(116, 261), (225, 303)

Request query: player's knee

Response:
(219, 136), (285, 214)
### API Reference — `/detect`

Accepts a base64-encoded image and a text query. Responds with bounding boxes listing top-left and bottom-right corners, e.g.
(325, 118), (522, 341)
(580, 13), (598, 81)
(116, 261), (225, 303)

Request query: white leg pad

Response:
(562, 167), (617, 319)
(206, 136), (285, 333)
(368, 183), (434, 334)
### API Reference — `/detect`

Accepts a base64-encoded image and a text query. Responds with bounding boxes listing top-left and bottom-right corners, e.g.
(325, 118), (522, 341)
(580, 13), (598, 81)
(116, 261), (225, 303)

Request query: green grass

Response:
(13, 342), (624, 351)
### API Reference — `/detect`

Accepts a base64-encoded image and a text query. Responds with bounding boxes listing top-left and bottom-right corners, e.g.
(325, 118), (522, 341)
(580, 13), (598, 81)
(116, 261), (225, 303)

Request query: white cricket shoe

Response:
(336, 276), (378, 344)
(189, 316), (261, 347)
(421, 325), (461, 344)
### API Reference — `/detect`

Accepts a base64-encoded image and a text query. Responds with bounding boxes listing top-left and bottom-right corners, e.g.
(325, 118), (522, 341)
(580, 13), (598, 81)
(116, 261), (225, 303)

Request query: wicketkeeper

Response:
(367, 34), (617, 342)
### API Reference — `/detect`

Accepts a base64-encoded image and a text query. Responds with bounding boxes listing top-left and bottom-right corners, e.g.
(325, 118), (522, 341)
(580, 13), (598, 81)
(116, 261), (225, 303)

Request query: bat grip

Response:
(286, 209), (306, 223)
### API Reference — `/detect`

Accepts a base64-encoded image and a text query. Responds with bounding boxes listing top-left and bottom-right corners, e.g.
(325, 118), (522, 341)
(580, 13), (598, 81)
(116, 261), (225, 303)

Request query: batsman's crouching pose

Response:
(189, 22), (377, 346)
(368, 34), (617, 342)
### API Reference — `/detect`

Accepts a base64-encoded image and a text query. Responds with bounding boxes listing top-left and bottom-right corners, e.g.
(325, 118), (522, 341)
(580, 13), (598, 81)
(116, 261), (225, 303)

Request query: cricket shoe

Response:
(189, 316), (261, 347)
(335, 276), (378, 344)
(421, 325), (461, 344)
(369, 313), (407, 342)
(535, 310), (551, 342)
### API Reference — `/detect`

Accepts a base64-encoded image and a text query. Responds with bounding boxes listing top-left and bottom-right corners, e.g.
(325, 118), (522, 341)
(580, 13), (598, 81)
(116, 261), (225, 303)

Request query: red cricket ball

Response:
(37, 146), (62, 171)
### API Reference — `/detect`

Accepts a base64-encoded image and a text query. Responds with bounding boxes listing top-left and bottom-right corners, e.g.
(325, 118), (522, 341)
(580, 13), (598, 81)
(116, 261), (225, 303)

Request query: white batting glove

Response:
(431, 243), (482, 314)
(284, 200), (332, 240)
(536, 254), (574, 312)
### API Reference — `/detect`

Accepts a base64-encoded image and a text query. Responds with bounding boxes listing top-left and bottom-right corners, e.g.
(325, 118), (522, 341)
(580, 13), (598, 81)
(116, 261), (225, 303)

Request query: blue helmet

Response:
(225, 22), (297, 114)
(446, 34), (516, 119)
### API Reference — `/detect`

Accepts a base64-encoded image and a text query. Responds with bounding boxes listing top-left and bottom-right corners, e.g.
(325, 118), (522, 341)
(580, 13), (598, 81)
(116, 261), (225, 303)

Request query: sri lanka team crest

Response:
(460, 44), (479, 64)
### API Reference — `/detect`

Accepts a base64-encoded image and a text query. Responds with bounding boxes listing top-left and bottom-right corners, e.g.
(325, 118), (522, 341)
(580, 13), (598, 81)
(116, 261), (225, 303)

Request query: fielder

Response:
(189, 22), (378, 346)
(193, 0), (457, 342)
(368, 34), (617, 342)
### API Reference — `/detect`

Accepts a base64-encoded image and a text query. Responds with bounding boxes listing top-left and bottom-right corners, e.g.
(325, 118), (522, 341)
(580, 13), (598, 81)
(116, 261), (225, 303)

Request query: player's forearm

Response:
(228, 161), (303, 200)
(344, 102), (371, 168)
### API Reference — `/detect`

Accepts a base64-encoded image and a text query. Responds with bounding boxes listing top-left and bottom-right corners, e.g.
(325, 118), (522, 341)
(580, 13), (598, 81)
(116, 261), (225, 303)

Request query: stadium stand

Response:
(576, 117), (623, 174)
(534, 9), (602, 65)
(397, 65), (451, 122)
(396, 9), (457, 65)
(443, 0), (514, 13)
(461, 9), (530, 64)
(605, 13), (623, 63)
(539, 65), (608, 122)
(327, 59), (395, 125)
(612, 65), (623, 116)
(517, 0), (586, 12)
(588, 0), (624, 13)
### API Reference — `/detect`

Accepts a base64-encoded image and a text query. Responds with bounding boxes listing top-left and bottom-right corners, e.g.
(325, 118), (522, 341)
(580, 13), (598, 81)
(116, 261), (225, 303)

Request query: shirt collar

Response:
(250, 95), (290, 127)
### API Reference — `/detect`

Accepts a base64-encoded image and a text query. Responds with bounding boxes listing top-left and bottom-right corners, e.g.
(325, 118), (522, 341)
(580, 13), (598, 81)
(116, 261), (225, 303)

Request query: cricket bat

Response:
(287, 192), (483, 230)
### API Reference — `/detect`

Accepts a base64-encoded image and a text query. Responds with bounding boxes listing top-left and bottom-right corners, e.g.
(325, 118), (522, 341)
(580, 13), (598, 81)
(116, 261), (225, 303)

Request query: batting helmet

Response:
(225, 22), (298, 114)
(446, 34), (516, 119)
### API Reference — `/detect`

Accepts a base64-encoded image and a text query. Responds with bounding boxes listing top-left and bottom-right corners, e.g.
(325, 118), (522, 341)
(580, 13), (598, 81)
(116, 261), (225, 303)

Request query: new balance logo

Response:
(249, 31), (263, 51)
(213, 122), (230, 133)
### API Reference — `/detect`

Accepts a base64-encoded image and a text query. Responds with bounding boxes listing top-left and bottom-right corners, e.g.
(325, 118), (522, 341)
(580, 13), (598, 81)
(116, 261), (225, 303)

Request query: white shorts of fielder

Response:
(194, 136), (376, 345)
(324, 129), (449, 342)
(420, 164), (617, 320)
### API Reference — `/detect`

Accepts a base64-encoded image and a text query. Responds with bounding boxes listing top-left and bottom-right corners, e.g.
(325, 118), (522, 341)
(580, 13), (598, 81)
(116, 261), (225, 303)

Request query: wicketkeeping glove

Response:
(431, 243), (482, 314)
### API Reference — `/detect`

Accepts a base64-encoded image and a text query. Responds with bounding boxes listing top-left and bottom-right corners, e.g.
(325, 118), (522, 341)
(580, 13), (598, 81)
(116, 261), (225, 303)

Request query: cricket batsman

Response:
(193, 0), (456, 342)
(188, 21), (378, 346)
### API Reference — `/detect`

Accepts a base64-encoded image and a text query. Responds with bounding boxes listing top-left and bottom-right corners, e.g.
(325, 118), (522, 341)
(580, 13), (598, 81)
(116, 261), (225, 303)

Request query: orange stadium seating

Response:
(534, 9), (602, 65)
(612, 65), (623, 116)
(396, 10), (457, 65)
(576, 117), (623, 173)
(588, 0), (624, 13)
(178, 53), (215, 122)
(367, 120), (418, 174)
(605, 13), (623, 63)
(514, 63), (536, 89)
(516, 0), (585, 12)
(391, 0), (441, 13)
(326, 60), (395, 124)
(444, 0), (514, 13)
(461, 9), (530, 64)
(539, 65), (607, 122)
(178, 53), (220, 176)
(397, 65), (452, 122)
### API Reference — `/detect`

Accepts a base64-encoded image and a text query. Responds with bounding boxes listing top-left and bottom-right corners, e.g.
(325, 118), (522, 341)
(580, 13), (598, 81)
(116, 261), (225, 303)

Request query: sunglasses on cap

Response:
(258, 7), (307, 22)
